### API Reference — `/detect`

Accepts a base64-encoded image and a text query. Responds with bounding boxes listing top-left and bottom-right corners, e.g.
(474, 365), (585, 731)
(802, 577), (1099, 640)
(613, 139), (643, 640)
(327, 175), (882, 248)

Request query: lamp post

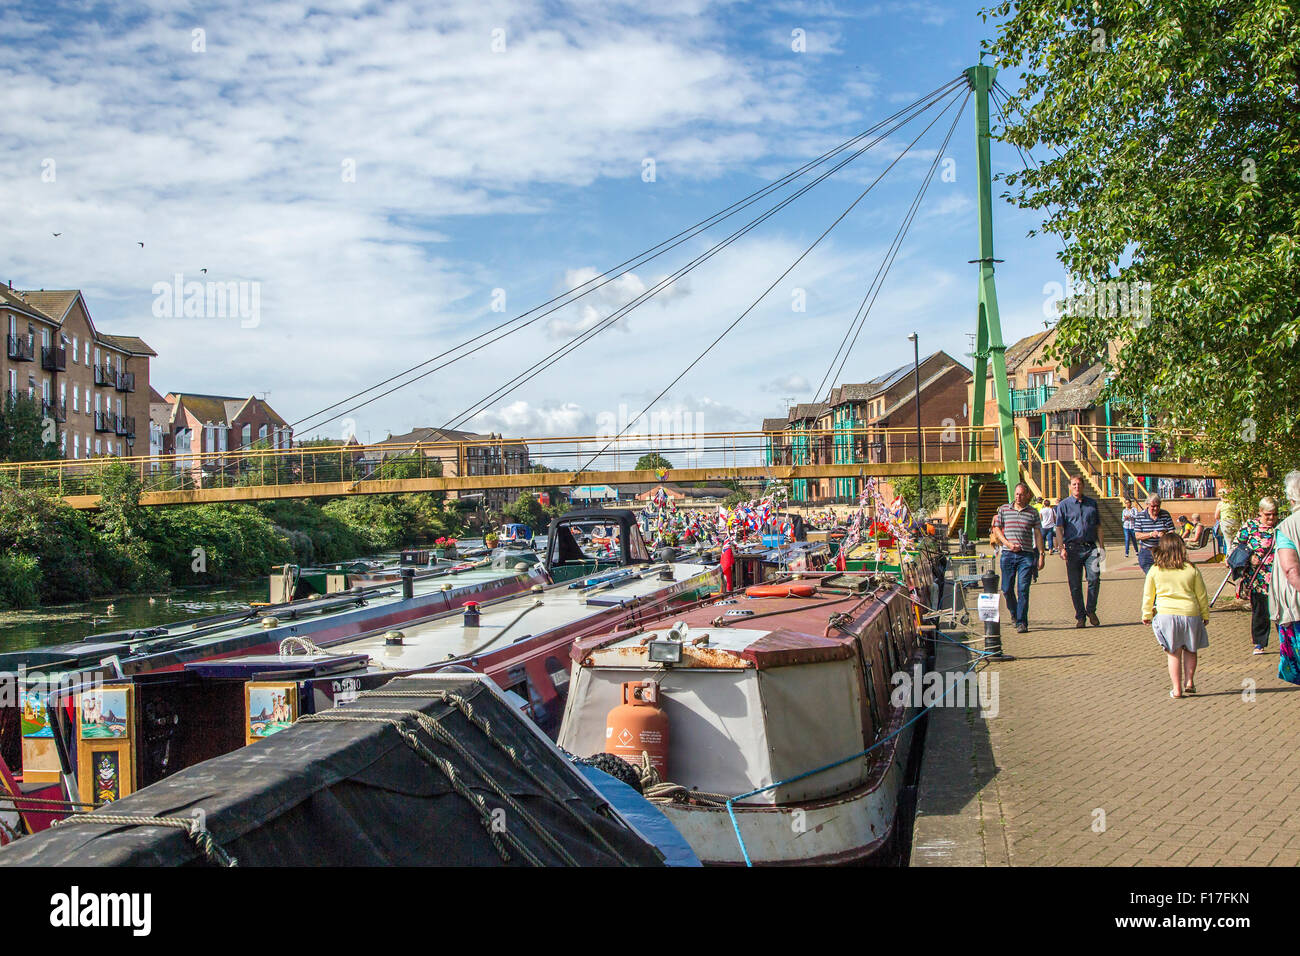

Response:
(907, 332), (922, 512)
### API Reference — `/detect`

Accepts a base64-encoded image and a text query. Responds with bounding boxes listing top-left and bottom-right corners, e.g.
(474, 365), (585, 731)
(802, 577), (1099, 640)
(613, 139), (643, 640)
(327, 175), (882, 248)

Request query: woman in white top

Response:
(1122, 498), (1140, 557)
(1039, 499), (1057, 551)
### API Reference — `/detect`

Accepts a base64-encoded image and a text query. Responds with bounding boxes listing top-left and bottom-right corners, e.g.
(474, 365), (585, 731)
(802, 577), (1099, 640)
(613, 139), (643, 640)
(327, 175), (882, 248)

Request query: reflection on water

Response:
(0, 586), (269, 654)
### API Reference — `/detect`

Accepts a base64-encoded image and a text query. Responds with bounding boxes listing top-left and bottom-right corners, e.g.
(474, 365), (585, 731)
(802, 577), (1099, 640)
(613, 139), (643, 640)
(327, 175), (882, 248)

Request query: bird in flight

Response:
(200, 268), (207, 274)
(52, 232), (61, 237)
(137, 242), (144, 248)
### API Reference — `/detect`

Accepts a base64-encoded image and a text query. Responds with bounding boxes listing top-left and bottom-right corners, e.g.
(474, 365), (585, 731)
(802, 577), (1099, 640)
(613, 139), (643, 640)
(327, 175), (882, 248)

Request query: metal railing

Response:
(41, 346), (66, 372)
(115, 371), (135, 393)
(1011, 385), (1057, 416)
(7, 335), (34, 362)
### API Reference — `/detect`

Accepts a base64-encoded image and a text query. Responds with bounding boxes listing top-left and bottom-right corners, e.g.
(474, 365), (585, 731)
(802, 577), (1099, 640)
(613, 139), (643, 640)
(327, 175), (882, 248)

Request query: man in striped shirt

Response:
(1133, 493), (1175, 574)
(991, 482), (1045, 633)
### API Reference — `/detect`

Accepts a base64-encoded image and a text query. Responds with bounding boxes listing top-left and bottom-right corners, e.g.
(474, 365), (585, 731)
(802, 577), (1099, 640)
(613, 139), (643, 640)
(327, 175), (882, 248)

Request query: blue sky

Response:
(0, 0), (1064, 449)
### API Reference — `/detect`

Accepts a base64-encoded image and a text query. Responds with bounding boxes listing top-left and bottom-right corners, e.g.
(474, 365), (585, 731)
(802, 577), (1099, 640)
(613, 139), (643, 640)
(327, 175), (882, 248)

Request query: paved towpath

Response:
(910, 543), (1300, 866)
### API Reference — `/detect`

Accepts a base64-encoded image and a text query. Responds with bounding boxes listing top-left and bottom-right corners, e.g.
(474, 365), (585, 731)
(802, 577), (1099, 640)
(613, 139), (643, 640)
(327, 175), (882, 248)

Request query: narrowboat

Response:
(0, 510), (725, 840)
(0, 673), (700, 866)
(555, 563), (930, 866)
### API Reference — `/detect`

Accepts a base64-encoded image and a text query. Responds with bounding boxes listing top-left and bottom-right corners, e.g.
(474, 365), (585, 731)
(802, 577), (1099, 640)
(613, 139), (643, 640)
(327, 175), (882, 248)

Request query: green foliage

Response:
(321, 492), (463, 552)
(985, 0), (1300, 509)
(0, 483), (119, 603)
(890, 475), (957, 513)
(0, 393), (59, 463)
(635, 453), (672, 471)
(723, 490), (749, 508)
(0, 553), (41, 609)
(254, 499), (370, 564)
(149, 504), (293, 583)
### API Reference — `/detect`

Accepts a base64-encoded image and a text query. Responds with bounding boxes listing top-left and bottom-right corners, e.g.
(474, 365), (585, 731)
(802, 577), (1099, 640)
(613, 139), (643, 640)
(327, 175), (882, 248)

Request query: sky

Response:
(0, 0), (1065, 458)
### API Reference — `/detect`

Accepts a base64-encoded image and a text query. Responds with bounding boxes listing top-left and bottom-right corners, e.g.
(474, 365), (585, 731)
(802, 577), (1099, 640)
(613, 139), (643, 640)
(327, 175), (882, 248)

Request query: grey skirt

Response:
(1152, 613), (1209, 653)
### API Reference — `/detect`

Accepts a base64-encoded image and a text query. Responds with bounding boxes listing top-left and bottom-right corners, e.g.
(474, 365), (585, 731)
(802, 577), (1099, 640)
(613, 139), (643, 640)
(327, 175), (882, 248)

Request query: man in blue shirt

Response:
(1056, 475), (1106, 627)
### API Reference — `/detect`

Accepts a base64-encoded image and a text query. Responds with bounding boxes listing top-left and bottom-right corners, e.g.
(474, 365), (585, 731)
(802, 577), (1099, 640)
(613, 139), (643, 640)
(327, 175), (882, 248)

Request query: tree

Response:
(635, 453), (673, 472)
(889, 475), (957, 515)
(985, 0), (1300, 509)
(0, 393), (59, 463)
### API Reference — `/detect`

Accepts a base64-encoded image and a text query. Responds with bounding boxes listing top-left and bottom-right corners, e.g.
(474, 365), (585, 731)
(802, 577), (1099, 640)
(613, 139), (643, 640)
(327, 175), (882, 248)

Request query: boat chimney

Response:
(400, 567), (415, 600)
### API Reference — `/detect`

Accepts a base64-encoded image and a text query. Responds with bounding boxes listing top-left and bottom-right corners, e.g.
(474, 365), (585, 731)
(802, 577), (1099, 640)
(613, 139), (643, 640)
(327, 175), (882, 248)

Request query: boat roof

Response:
(306, 562), (715, 673)
(574, 575), (900, 671)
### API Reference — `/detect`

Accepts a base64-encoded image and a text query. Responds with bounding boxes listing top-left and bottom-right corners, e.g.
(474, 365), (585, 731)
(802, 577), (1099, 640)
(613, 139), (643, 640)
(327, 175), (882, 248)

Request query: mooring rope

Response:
(52, 813), (237, 867)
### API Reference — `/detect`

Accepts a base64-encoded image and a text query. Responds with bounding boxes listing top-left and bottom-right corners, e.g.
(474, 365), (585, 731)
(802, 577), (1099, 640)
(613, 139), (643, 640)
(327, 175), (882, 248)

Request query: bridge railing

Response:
(0, 426), (1009, 499)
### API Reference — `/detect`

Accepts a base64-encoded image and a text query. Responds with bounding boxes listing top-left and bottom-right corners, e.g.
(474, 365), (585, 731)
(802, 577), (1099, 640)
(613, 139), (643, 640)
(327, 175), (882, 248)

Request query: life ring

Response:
(745, 583), (816, 599)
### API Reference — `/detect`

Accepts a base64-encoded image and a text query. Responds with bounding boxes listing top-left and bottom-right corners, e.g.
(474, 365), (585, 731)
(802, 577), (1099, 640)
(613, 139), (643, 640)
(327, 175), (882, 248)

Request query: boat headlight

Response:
(647, 638), (683, 665)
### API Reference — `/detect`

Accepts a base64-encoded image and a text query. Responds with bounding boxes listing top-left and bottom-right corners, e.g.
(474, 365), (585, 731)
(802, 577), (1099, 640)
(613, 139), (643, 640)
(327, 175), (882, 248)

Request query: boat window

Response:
(627, 523), (650, 562)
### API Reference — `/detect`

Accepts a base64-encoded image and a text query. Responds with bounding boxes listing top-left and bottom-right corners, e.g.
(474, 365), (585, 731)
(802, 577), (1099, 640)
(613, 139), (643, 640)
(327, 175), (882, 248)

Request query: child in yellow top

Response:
(1141, 532), (1210, 699)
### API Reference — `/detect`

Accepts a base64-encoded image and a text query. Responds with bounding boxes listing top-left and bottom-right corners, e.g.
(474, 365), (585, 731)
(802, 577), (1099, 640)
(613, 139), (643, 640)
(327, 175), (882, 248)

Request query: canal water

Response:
(0, 542), (492, 654)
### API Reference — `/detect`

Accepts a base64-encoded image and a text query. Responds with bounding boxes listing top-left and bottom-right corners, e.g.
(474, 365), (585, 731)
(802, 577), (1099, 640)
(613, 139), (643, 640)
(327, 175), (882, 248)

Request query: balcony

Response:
(115, 415), (135, 438)
(94, 364), (118, 387)
(42, 399), (66, 423)
(94, 411), (117, 433)
(1011, 385), (1057, 416)
(41, 346), (67, 372)
(7, 335), (34, 362)
(115, 371), (135, 393)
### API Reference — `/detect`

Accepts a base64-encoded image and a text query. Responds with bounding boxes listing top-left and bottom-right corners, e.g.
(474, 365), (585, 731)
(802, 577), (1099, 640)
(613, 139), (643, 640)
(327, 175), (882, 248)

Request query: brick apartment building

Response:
(151, 391), (292, 466)
(375, 426), (530, 509)
(0, 285), (155, 460)
(764, 350), (971, 502)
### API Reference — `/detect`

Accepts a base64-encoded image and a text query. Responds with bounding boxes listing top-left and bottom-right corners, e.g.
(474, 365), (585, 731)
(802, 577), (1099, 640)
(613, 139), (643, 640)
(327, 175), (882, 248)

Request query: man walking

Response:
(990, 482), (1045, 633)
(1057, 475), (1106, 627)
(1133, 492), (1175, 575)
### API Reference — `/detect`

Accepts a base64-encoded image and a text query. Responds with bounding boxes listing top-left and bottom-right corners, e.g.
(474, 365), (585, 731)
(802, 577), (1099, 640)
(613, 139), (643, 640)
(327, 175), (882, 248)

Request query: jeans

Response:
(1042, 528), (1056, 551)
(1065, 543), (1101, 619)
(1000, 549), (1037, 627)
(1251, 589), (1270, 648)
(1123, 528), (1137, 556)
(1137, 548), (1154, 575)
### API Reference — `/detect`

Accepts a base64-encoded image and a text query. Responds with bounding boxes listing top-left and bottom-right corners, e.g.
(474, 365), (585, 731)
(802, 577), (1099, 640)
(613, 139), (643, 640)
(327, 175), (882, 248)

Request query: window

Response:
(60, 382), (65, 406)
(84, 341), (89, 365)
(94, 393), (101, 414)
(41, 379), (49, 402)
(60, 431), (67, 455)
(258, 424), (268, 443)
(7, 315), (13, 337)
(116, 398), (121, 416)
(94, 347), (100, 368)
(95, 438), (101, 455)
(74, 434), (79, 458)
(241, 424), (251, 448)
(41, 328), (49, 349)
(72, 335), (78, 362)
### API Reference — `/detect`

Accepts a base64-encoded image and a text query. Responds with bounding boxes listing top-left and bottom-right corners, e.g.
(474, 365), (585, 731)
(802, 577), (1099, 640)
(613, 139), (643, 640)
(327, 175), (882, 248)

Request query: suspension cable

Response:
(440, 84), (967, 434)
(280, 77), (967, 441)
(814, 90), (971, 402)
(573, 89), (967, 478)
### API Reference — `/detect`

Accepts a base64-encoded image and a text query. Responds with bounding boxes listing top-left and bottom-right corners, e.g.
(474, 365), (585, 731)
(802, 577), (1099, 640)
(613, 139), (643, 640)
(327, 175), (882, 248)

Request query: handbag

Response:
(1227, 543), (1252, 575)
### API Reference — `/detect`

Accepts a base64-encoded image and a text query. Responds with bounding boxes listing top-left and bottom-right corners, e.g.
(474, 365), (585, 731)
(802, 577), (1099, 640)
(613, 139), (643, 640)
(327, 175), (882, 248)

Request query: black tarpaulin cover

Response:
(0, 674), (666, 867)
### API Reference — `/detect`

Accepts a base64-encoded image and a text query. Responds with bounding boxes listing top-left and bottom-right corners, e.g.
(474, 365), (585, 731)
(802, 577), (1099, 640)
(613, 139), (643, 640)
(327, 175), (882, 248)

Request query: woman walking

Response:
(1141, 533), (1210, 699)
(1122, 498), (1139, 557)
(1234, 498), (1278, 655)
(1272, 473), (1300, 684)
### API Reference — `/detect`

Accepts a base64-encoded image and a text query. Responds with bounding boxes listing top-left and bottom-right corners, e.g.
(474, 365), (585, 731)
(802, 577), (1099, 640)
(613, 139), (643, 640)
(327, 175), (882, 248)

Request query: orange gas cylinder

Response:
(605, 681), (669, 779)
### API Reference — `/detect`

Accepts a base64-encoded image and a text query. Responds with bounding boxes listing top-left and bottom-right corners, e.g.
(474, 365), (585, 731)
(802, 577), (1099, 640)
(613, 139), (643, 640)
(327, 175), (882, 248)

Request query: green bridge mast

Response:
(963, 62), (1019, 538)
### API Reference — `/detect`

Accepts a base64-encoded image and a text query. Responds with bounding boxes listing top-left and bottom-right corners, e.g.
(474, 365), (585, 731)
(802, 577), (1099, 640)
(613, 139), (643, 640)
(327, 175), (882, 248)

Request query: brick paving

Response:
(911, 543), (1298, 866)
